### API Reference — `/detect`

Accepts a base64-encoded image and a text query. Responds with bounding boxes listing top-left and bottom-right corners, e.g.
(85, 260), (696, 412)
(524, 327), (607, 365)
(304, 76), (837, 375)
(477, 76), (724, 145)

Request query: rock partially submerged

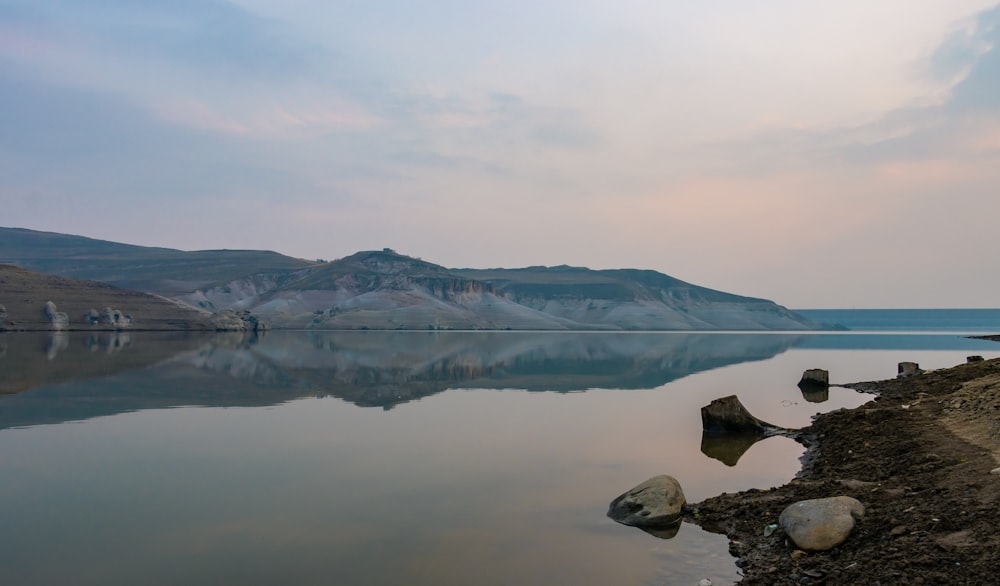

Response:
(699, 395), (797, 465)
(607, 475), (686, 529)
(700, 395), (790, 435)
(797, 368), (830, 389)
(778, 496), (865, 551)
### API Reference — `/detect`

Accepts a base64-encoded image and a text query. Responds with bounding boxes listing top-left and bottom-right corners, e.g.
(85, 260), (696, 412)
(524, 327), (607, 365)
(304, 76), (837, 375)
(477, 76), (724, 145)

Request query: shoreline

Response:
(684, 357), (1000, 584)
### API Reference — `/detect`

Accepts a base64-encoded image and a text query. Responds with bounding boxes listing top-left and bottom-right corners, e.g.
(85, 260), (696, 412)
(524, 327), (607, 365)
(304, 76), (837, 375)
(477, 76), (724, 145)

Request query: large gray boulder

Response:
(607, 475), (686, 528)
(778, 496), (865, 551)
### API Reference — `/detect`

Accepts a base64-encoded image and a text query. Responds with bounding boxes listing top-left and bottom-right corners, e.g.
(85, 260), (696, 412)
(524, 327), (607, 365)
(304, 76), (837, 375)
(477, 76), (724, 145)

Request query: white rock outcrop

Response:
(44, 301), (70, 330)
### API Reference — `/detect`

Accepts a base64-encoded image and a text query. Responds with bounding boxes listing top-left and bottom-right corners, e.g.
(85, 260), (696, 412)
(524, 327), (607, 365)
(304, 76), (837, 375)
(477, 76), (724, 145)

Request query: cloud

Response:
(0, 0), (384, 139)
(2, 0), (1000, 307)
(944, 5), (1000, 111)
(3, 0), (326, 79)
(0, 64), (360, 217)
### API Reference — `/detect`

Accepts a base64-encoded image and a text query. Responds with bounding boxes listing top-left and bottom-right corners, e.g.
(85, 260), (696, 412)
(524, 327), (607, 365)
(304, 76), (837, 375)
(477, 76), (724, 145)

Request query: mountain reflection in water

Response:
(0, 330), (806, 429)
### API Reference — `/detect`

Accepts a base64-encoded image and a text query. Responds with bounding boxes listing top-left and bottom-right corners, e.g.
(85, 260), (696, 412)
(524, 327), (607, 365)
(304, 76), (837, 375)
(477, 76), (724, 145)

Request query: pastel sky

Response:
(2, 1), (999, 308)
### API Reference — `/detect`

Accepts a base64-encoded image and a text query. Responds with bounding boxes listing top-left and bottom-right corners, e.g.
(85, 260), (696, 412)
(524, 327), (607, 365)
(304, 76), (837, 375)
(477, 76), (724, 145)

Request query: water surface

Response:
(1, 329), (997, 585)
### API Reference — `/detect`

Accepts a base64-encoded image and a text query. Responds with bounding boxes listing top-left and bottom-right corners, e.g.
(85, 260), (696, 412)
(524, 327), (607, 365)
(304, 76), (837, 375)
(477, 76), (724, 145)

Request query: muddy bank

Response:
(684, 357), (1000, 584)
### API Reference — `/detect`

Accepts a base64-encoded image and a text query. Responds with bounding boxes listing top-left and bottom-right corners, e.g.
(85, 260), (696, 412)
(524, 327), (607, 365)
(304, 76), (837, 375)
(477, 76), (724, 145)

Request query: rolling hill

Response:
(0, 226), (318, 295)
(0, 227), (823, 330)
(0, 264), (216, 331)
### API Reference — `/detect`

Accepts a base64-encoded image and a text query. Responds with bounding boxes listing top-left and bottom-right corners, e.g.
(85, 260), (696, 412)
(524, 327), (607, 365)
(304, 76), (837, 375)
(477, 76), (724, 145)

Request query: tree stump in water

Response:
(701, 395), (773, 434)
(897, 362), (922, 378)
(798, 368), (830, 389)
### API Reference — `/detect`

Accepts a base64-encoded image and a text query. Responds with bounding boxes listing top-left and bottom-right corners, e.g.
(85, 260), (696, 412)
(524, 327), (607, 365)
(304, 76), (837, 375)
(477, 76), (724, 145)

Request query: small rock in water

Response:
(779, 496), (865, 551)
(698, 579), (713, 586)
(607, 475), (686, 528)
(798, 368), (829, 389)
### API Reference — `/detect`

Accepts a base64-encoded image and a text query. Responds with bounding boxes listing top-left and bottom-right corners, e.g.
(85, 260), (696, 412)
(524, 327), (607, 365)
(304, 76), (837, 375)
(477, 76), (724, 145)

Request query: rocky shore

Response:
(684, 356), (1000, 584)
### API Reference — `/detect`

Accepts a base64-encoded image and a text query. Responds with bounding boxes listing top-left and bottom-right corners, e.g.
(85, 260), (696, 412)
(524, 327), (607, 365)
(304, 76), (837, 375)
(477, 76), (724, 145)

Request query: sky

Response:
(1, 0), (999, 308)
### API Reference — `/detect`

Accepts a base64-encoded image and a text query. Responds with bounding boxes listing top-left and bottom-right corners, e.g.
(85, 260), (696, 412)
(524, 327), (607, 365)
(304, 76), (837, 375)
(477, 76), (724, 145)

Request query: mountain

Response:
(0, 227), (822, 330)
(0, 264), (216, 331)
(0, 226), (317, 295)
(179, 249), (820, 330)
(178, 249), (586, 330)
(452, 265), (810, 330)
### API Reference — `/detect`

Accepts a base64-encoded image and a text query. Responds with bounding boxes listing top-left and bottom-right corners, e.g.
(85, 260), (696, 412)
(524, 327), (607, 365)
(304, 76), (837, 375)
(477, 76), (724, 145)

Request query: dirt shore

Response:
(685, 356), (1000, 584)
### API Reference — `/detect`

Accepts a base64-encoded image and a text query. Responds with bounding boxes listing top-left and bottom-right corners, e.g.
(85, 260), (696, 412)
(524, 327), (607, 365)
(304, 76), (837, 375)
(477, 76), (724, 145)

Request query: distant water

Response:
(796, 308), (1000, 332)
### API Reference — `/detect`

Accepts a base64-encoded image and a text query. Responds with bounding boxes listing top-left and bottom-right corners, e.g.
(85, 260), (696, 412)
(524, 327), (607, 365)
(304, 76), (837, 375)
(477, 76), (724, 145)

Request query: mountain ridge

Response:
(0, 227), (823, 331)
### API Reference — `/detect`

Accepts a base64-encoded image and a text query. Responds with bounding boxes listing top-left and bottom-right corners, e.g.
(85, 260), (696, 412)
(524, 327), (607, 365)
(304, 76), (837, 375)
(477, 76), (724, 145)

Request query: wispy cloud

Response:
(1, 0), (999, 306)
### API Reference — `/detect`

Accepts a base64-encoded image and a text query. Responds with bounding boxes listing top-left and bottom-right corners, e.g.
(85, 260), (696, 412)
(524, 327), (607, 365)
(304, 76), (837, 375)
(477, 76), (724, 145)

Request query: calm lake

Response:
(1, 318), (998, 584)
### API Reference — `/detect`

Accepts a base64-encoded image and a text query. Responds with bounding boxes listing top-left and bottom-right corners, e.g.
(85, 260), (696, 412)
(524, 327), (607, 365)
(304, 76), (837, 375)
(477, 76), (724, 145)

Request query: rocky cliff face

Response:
(161, 250), (821, 331)
(453, 266), (819, 331)
(175, 270), (311, 312)
(0, 228), (825, 331)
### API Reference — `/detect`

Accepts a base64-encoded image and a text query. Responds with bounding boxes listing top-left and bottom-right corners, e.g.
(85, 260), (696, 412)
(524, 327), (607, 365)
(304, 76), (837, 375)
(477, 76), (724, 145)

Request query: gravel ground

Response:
(684, 355), (1000, 585)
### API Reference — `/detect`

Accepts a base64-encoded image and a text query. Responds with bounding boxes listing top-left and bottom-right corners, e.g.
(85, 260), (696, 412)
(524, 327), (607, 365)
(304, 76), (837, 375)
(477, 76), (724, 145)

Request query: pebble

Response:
(790, 550), (808, 560)
(990, 467), (1000, 475)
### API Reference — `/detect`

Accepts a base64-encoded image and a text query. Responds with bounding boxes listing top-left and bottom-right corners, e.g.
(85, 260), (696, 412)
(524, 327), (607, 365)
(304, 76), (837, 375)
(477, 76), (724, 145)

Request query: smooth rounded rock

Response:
(778, 496), (864, 551)
(607, 475), (686, 528)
